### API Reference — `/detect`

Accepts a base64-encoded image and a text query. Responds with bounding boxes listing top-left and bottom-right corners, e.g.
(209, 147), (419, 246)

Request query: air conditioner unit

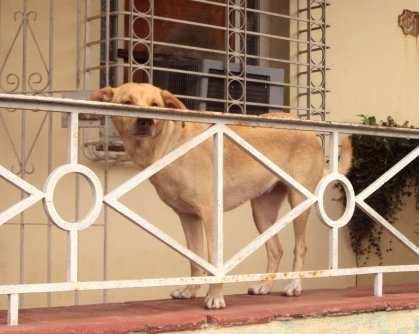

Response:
(153, 58), (284, 115)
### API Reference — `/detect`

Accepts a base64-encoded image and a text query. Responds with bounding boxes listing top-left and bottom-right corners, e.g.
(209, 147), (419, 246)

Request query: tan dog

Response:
(91, 83), (352, 309)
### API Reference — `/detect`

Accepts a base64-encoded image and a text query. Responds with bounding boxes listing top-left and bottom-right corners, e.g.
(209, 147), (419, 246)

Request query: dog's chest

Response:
(155, 187), (197, 215)
(150, 174), (200, 215)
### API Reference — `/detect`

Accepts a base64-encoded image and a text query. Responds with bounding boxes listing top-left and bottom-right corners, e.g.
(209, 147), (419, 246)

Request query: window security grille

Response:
(93, 1), (328, 120)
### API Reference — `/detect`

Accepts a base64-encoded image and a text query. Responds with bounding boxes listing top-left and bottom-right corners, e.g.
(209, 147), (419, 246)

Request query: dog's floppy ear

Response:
(83, 87), (114, 121)
(161, 89), (187, 110)
(90, 86), (114, 102)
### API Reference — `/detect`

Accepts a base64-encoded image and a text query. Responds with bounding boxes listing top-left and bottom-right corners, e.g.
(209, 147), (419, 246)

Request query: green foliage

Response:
(344, 115), (419, 265)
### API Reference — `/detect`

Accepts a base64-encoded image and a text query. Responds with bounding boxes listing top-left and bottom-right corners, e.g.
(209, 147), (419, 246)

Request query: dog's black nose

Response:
(136, 118), (153, 127)
(133, 117), (155, 137)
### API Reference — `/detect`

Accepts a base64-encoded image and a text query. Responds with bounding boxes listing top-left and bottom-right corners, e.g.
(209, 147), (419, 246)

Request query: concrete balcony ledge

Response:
(1, 283), (419, 334)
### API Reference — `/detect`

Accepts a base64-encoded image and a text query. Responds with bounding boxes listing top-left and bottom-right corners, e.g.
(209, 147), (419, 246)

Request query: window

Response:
(91, 0), (328, 119)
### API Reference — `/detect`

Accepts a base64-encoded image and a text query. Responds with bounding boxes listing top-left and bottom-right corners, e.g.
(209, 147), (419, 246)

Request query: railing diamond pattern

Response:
(0, 164), (44, 226)
(0, 95), (418, 326)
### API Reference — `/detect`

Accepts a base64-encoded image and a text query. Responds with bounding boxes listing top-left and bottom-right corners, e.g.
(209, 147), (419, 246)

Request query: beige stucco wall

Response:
(328, 0), (419, 124)
(0, 0), (418, 309)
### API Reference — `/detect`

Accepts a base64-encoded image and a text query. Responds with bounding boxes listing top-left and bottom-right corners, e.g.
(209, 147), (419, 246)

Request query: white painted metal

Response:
(223, 197), (317, 274)
(0, 94), (419, 139)
(356, 146), (419, 202)
(356, 146), (419, 256)
(68, 230), (79, 283)
(316, 173), (355, 229)
(43, 164), (103, 232)
(317, 133), (349, 269)
(7, 294), (19, 326)
(328, 131), (339, 174)
(374, 272), (383, 297)
(104, 124), (223, 276)
(67, 112), (79, 164)
(329, 227), (339, 269)
(1, 265), (418, 295)
(213, 128), (225, 274)
(0, 96), (418, 325)
(223, 126), (316, 200)
(0, 165), (44, 226)
(357, 200), (419, 256)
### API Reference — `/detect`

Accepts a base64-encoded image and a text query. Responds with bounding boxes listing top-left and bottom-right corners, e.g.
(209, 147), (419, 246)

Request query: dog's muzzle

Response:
(133, 118), (155, 137)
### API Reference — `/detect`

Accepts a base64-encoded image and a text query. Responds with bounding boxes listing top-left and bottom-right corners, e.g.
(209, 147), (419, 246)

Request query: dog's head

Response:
(90, 83), (186, 138)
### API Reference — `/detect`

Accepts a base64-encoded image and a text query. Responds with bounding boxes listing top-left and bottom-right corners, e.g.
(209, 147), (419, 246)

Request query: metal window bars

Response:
(86, 0), (328, 118)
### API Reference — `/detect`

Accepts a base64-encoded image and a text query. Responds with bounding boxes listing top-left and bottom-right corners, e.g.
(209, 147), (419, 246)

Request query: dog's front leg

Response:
(171, 213), (205, 299)
(205, 283), (225, 309)
(202, 211), (226, 309)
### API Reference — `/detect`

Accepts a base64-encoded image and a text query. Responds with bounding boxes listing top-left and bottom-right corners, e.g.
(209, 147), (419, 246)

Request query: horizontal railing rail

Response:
(0, 94), (418, 326)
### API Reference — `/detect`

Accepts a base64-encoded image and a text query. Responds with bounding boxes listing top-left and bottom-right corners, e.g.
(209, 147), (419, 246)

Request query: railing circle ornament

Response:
(43, 164), (103, 231)
(315, 173), (355, 228)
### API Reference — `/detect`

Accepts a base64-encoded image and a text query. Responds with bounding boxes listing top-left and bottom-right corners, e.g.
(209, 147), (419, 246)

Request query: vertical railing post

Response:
(213, 128), (224, 274)
(329, 227), (338, 269)
(67, 111), (79, 282)
(329, 131), (339, 269)
(8, 293), (19, 326)
(68, 230), (79, 282)
(67, 111), (79, 165)
(328, 131), (339, 174)
(374, 272), (383, 297)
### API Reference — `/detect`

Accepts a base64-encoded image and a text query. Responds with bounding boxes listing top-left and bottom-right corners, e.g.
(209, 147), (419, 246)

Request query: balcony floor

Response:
(1, 283), (419, 333)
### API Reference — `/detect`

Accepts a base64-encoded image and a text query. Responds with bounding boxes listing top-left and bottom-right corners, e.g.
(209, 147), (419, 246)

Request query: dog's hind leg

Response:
(281, 189), (311, 297)
(170, 212), (205, 299)
(248, 184), (286, 295)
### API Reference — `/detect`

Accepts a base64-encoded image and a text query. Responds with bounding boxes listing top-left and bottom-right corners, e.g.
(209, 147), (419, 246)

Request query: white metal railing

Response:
(0, 94), (418, 326)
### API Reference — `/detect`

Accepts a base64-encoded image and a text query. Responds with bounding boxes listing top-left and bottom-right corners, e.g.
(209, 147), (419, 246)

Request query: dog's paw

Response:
(170, 285), (199, 299)
(248, 282), (273, 295)
(204, 295), (226, 309)
(281, 278), (302, 297)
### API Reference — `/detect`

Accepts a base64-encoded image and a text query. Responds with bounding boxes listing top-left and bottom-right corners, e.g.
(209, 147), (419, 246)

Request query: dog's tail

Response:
(337, 137), (353, 175)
